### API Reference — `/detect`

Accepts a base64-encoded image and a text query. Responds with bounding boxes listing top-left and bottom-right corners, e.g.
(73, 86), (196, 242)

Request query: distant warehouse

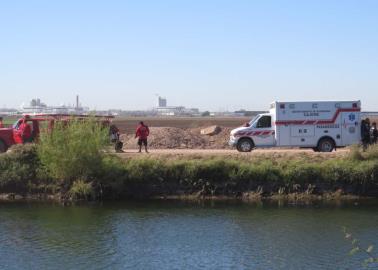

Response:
(154, 96), (199, 116)
(155, 106), (200, 116)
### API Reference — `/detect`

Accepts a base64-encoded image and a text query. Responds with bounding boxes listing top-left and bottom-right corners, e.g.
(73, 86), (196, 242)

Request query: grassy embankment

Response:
(0, 119), (378, 201)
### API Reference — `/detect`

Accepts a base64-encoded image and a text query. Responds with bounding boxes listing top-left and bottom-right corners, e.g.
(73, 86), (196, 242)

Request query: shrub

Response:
(365, 144), (378, 160)
(282, 161), (323, 185)
(68, 179), (94, 200)
(0, 144), (40, 191)
(348, 145), (364, 161)
(37, 118), (109, 183)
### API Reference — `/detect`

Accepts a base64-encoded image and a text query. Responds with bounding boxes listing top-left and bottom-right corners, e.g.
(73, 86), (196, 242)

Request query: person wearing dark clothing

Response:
(371, 122), (378, 144)
(361, 119), (371, 150)
(135, 121), (150, 153)
(0, 117), (4, 128)
(109, 124), (123, 152)
(366, 118), (371, 143)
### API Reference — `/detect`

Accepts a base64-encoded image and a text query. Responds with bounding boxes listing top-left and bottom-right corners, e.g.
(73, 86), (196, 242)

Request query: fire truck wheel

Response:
(318, 138), (335, 152)
(237, 138), (254, 152)
(0, 140), (7, 153)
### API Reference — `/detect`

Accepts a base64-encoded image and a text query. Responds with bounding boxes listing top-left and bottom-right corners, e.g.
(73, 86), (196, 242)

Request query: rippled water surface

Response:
(0, 200), (378, 270)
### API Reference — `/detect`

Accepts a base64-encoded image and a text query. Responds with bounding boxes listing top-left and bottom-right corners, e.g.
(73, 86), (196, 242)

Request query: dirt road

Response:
(113, 116), (352, 158)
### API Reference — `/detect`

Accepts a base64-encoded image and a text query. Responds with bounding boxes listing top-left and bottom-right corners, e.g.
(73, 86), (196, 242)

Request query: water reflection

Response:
(0, 200), (377, 269)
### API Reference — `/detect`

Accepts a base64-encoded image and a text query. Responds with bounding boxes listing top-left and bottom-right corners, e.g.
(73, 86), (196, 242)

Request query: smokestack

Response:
(76, 95), (79, 109)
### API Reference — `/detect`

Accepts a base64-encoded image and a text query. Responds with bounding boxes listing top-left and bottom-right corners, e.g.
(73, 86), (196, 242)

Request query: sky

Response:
(1, 0), (378, 111)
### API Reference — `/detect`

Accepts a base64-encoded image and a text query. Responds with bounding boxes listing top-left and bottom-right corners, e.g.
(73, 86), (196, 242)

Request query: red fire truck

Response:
(0, 114), (114, 153)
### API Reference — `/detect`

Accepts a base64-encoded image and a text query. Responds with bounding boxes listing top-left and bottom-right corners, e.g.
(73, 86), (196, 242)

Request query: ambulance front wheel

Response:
(237, 138), (254, 152)
(317, 138), (335, 152)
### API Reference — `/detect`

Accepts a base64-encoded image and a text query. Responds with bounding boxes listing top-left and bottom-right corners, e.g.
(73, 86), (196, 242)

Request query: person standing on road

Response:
(109, 124), (124, 153)
(135, 121), (150, 153)
(19, 117), (32, 143)
(0, 117), (4, 128)
(371, 122), (378, 144)
(361, 118), (371, 150)
(366, 118), (371, 144)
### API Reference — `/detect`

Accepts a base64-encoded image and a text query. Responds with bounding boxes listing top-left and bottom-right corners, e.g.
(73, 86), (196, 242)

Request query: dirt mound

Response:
(120, 126), (233, 149)
(113, 117), (249, 133)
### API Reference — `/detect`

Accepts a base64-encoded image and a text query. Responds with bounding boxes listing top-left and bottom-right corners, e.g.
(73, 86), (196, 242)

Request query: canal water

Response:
(0, 200), (377, 270)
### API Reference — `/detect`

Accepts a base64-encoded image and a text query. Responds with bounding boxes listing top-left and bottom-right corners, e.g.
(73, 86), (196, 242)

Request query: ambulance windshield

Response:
(249, 115), (260, 126)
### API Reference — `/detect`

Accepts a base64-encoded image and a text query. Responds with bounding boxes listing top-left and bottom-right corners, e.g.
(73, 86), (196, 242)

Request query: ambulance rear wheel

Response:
(318, 138), (335, 152)
(237, 138), (254, 152)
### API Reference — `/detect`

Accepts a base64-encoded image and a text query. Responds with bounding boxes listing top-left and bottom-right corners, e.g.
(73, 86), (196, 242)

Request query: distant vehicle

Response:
(0, 114), (114, 153)
(229, 101), (361, 152)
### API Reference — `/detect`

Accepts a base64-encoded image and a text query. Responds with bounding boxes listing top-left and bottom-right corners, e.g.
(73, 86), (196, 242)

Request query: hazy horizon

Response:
(1, 0), (378, 111)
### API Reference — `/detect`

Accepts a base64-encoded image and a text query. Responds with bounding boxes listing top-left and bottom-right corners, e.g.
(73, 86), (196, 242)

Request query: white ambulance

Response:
(229, 101), (361, 152)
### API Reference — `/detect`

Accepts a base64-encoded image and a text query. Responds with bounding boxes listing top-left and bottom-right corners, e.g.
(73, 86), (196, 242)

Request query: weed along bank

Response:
(2, 142), (378, 202)
(229, 101), (361, 152)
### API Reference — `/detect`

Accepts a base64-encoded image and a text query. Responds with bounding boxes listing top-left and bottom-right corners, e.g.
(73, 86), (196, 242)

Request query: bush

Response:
(68, 179), (94, 200)
(0, 144), (41, 192)
(365, 144), (378, 160)
(37, 119), (109, 183)
(348, 145), (364, 161)
(282, 161), (323, 184)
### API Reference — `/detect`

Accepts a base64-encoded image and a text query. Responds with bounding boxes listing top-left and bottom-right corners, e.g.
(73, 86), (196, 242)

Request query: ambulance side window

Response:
(256, 116), (271, 128)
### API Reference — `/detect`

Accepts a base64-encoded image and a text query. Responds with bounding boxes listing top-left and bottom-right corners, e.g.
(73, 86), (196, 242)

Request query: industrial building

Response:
(20, 95), (88, 114)
(154, 96), (199, 116)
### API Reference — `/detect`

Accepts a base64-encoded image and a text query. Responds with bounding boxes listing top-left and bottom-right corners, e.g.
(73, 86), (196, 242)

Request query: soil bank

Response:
(1, 145), (377, 202)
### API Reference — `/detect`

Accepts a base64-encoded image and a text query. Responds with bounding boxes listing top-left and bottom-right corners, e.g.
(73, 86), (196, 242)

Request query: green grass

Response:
(68, 179), (94, 200)
(95, 149), (378, 199)
(1, 140), (378, 201)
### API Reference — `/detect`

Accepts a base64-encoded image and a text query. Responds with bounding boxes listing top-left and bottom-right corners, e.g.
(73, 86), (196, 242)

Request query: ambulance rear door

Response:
(341, 111), (360, 146)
